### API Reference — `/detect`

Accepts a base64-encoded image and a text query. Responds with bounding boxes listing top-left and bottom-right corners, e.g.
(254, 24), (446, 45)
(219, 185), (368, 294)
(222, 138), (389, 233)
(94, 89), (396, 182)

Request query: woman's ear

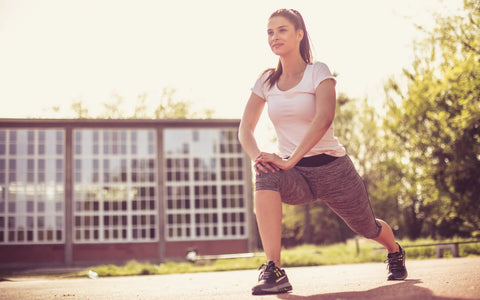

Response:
(297, 29), (304, 42)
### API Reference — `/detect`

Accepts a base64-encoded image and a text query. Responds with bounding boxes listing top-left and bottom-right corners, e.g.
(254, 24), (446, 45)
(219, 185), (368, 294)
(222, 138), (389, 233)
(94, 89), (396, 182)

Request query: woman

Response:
(238, 9), (408, 295)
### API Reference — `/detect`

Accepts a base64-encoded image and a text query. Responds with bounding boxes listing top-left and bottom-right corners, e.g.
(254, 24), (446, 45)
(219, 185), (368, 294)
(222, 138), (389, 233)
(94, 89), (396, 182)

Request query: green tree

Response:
(132, 93), (149, 118)
(54, 87), (215, 119)
(99, 93), (126, 119)
(71, 99), (90, 118)
(384, 0), (480, 238)
(153, 87), (207, 119)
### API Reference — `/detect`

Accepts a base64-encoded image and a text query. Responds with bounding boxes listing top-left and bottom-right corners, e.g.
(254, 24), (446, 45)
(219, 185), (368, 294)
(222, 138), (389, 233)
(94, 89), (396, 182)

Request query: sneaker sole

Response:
(388, 271), (408, 281)
(252, 283), (293, 295)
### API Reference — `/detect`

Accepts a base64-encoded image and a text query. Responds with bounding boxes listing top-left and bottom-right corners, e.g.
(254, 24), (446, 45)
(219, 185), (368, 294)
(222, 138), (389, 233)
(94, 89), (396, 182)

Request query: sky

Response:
(0, 0), (463, 121)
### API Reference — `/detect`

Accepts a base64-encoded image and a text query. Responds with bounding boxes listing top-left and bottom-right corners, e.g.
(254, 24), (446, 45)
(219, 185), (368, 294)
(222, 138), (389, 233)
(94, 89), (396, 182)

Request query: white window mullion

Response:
(98, 130), (105, 242)
(126, 132), (132, 241)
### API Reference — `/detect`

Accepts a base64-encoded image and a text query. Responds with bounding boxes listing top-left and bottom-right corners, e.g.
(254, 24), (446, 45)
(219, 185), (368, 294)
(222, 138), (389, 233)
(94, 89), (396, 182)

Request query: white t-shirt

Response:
(251, 61), (346, 158)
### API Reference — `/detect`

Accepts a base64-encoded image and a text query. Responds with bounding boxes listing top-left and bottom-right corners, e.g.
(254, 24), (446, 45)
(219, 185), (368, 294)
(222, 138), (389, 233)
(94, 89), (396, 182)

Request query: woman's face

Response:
(267, 16), (303, 57)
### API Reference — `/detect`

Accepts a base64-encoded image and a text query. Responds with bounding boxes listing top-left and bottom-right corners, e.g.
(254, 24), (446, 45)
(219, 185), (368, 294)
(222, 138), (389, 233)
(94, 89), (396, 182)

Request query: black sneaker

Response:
(386, 243), (408, 280)
(252, 261), (293, 295)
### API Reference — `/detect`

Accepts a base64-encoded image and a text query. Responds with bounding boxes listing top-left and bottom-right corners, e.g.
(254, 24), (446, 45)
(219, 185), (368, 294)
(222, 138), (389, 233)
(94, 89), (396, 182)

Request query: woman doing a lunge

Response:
(238, 9), (408, 295)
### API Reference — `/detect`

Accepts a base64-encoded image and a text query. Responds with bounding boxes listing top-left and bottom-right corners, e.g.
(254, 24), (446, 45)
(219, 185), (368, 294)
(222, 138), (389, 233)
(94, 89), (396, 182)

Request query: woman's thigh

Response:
(256, 167), (314, 205)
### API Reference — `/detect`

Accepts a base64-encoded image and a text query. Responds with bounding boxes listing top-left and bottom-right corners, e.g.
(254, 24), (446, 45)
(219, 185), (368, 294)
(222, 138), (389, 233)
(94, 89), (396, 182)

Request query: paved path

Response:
(1, 257), (479, 300)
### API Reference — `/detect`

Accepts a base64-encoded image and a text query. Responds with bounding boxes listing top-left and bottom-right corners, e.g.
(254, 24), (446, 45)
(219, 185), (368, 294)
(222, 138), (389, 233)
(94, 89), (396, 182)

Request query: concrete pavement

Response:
(1, 257), (479, 300)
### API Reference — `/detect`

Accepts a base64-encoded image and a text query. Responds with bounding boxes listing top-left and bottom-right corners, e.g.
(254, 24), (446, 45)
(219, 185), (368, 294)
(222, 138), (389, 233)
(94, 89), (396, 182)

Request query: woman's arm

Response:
(238, 92), (280, 174)
(238, 92), (266, 161)
(256, 78), (337, 170)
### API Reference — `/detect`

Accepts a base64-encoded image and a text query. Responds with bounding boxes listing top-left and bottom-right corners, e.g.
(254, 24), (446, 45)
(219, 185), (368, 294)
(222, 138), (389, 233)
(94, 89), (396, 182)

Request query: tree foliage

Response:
(384, 0), (480, 238)
(63, 87), (214, 119)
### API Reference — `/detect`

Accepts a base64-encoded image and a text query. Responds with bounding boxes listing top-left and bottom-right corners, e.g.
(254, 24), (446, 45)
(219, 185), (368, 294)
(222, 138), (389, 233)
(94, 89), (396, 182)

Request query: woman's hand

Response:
(254, 152), (294, 175)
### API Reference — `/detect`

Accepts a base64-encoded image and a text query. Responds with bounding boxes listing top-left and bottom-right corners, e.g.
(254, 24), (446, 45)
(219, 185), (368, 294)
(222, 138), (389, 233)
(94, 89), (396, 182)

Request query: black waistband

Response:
(296, 154), (339, 167)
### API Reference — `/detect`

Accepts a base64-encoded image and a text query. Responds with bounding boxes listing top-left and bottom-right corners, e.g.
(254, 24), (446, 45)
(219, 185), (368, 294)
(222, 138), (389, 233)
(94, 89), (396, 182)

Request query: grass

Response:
(4, 237), (480, 279)
(62, 237), (480, 278)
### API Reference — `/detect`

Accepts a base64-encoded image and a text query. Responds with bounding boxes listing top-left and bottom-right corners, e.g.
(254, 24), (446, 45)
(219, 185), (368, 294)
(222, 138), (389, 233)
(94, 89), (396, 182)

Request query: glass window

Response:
(0, 129), (65, 244)
(164, 129), (190, 155)
(73, 129), (157, 243)
(164, 128), (248, 241)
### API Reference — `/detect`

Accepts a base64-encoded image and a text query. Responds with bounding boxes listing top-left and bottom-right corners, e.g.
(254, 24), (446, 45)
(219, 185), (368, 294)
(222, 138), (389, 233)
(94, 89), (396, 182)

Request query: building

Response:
(0, 119), (256, 267)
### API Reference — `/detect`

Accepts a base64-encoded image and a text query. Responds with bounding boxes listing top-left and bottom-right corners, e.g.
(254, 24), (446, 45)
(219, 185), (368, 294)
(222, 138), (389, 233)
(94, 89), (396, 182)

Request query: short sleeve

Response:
(251, 72), (269, 101)
(313, 62), (336, 88)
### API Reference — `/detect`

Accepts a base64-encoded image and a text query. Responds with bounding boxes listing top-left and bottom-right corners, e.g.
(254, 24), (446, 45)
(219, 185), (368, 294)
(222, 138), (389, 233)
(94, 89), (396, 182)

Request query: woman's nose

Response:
(270, 33), (278, 43)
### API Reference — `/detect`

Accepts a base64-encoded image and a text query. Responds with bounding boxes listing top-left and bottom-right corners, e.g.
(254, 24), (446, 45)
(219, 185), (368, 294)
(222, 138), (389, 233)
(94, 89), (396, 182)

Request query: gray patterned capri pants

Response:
(255, 155), (382, 239)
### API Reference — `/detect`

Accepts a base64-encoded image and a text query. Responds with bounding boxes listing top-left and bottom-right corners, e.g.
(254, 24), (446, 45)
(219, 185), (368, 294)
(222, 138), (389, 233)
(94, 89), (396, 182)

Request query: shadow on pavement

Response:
(276, 279), (467, 300)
